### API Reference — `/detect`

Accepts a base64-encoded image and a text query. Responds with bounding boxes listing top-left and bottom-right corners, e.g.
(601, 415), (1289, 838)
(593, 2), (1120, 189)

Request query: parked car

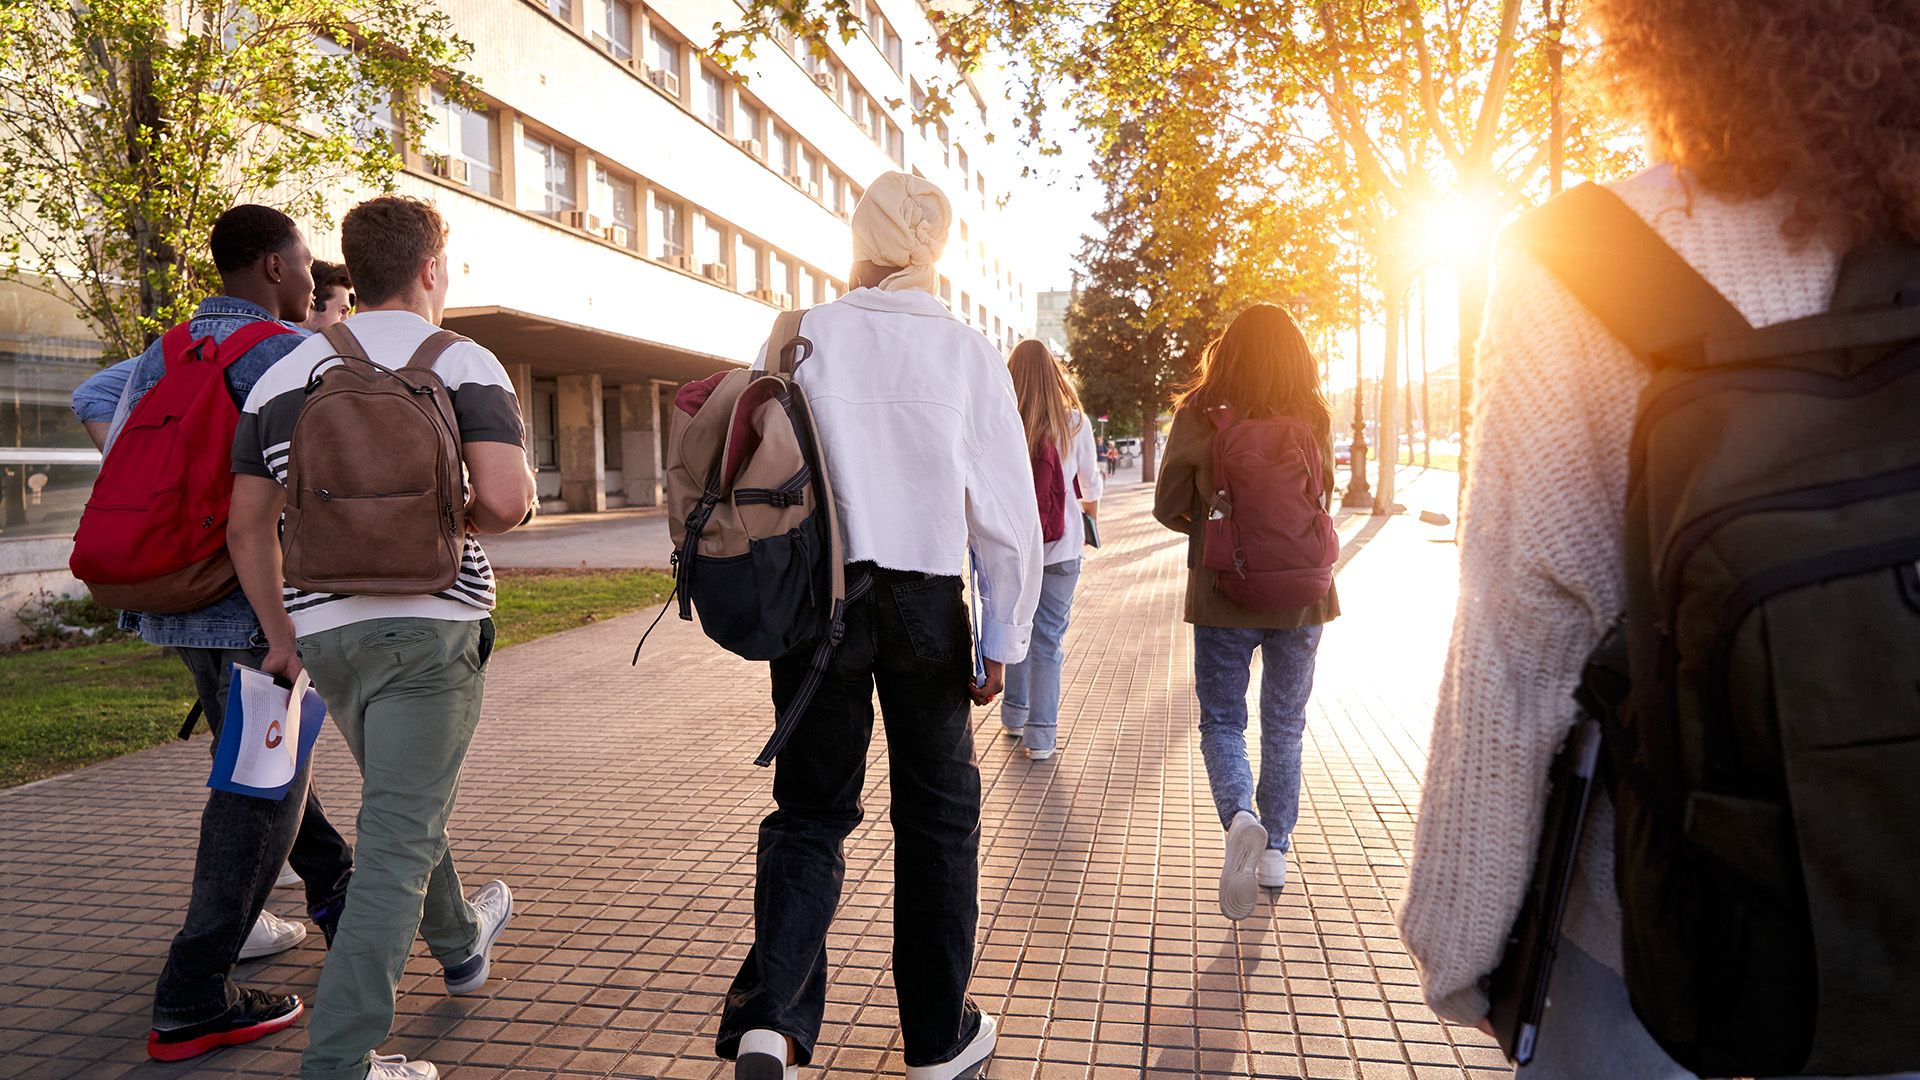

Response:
(1113, 437), (1141, 464)
(1334, 441), (1352, 467)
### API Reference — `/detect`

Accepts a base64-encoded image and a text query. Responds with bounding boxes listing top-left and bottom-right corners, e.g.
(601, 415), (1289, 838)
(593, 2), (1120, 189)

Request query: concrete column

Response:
(505, 362), (536, 471)
(620, 381), (663, 507)
(557, 374), (606, 513)
(497, 108), (520, 207)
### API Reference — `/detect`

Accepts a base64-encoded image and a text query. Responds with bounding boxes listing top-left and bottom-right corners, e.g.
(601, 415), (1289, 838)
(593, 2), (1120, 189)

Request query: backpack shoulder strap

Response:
(213, 321), (296, 367)
(1504, 183), (1752, 362)
(320, 322), (373, 363)
(402, 330), (471, 373)
(764, 308), (811, 376)
(158, 322), (201, 371)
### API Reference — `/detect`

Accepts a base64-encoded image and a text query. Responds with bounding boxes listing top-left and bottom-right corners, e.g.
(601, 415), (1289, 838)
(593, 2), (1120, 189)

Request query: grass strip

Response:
(1, 567), (675, 789)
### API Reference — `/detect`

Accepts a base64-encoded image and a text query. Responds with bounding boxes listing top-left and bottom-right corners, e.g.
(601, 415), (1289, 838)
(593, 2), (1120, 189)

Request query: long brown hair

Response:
(1588, 0), (1920, 247)
(1175, 304), (1330, 440)
(1007, 339), (1085, 454)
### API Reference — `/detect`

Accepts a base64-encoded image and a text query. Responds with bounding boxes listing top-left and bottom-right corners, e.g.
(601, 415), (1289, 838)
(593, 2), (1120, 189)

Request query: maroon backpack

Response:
(1201, 404), (1338, 611)
(1032, 436), (1066, 543)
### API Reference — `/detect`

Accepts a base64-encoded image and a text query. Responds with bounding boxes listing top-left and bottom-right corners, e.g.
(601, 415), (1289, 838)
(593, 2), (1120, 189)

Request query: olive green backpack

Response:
(1509, 183), (1920, 1077)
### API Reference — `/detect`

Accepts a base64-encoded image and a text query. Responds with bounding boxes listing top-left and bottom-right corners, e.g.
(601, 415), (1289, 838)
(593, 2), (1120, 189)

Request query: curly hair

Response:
(1587, 0), (1920, 247)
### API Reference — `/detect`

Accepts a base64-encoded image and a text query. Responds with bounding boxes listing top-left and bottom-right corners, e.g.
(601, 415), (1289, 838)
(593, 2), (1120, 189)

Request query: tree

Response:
(0, 0), (475, 361)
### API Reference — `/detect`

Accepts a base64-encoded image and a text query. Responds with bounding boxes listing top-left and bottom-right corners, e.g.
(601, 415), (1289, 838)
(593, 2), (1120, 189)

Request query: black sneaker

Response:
(147, 988), (303, 1062)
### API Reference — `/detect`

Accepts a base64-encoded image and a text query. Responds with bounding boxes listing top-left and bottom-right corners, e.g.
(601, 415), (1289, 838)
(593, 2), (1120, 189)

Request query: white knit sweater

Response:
(1396, 164), (1839, 1026)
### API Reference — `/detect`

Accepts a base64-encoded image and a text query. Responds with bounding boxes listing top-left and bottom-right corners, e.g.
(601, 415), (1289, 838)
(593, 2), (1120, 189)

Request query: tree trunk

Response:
(1420, 279), (1431, 467)
(1373, 259), (1401, 516)
(126, 41), (172, 343)
(1139, 395), (1158, 484)
(1342, 280), (1371, 508)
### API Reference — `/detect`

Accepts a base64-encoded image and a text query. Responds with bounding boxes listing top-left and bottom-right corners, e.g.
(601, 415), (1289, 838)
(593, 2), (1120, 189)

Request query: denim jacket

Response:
(68, 296), (309, 649)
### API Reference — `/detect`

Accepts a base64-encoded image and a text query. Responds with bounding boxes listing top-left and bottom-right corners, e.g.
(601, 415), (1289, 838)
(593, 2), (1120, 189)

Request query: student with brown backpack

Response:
(227, 195), (537, 1080)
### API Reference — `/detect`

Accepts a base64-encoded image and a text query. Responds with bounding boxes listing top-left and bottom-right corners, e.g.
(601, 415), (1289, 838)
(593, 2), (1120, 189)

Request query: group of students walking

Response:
(61, 1), (1920, 1074)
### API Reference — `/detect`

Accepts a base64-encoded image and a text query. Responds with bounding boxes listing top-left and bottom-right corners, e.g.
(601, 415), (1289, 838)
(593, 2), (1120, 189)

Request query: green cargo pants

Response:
(295, 616), (495, 1080)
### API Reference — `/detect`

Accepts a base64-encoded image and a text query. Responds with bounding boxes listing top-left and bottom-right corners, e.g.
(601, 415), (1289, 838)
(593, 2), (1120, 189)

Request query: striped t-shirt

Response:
(233, 309), (526, 638)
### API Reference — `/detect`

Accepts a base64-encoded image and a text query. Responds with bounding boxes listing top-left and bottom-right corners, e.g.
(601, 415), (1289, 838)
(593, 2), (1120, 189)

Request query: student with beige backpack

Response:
(227, 195), (537, 1080)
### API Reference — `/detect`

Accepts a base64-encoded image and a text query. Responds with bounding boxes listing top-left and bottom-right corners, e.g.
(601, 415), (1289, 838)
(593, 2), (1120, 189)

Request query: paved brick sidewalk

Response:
(0, 467), (1507, 1080)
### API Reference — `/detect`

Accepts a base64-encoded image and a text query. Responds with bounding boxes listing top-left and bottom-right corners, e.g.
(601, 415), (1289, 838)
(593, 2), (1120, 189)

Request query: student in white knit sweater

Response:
(1400, 2), (1920, 1077)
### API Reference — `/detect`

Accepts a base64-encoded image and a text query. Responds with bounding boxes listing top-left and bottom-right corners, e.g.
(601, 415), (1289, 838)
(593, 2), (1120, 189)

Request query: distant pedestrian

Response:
(1105, 441), (1118, 476)
(1400, 3), (1920, 1077)
(715, 171), (1039, 1080)
(1000, 338), (1101, 760)
(1153, 304), (1339, 920)
(69, 205), (356, 1063)
(227, 195), (538, 1080)
(302, 260), (353, 331)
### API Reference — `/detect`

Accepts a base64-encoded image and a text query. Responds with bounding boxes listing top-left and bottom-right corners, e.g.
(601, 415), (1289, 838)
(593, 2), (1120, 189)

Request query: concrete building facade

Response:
(0, 0), (1045, 636)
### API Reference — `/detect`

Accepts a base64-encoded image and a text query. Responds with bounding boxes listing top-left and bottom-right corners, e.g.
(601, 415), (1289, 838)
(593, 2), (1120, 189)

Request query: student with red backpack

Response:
(1000, 339), (1102, 760)
(66, 205), (356, 1061)
(1153, 304), (1340, 921)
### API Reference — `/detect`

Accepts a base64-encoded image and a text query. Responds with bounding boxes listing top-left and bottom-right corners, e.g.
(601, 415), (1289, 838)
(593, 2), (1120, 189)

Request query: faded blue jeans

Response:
(1002, 558), (1081, 755)
(1192, 623), (1323, 850)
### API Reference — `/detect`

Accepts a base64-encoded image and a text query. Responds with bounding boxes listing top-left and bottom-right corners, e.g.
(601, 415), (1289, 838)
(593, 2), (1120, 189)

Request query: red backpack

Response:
(70, 320), (295, 613)
(1032, 436), (1067, 543)
(1200, 404), (1339, 611)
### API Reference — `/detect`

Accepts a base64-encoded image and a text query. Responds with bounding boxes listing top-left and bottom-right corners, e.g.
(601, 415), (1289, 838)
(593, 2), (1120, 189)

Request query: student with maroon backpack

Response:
(67, 204), (356, 1061)
(1153, 303), (1340, 921)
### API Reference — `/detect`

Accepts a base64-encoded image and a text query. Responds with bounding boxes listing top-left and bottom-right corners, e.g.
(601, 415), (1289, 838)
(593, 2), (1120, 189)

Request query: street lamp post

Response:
(1341, 272), (1371, 508)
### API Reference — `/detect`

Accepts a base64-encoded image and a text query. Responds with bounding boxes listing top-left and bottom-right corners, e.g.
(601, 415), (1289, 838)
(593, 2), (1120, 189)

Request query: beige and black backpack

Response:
(649, 308), (868, 766)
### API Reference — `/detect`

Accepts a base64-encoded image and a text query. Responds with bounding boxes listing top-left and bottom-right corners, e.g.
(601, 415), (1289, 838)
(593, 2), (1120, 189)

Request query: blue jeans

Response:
(1192, 623), (1323, 850)
(1002, 558), (1080, 754)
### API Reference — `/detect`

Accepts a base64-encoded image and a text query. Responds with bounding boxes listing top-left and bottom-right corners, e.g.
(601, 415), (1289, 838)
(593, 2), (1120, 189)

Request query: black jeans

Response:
(152, 645), (355, 1027)
(717, 564), (984, 1068)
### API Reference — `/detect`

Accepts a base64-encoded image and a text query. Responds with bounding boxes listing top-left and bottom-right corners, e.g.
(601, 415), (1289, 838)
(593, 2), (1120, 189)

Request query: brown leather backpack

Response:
(280, 323), (467, 594)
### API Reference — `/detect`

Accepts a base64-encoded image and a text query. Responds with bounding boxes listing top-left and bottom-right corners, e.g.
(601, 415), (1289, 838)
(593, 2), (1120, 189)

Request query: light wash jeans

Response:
(1518, 936), (1920, 1080)
(1002, 558), (1081, 755)
(1192, 623), (1323, 850)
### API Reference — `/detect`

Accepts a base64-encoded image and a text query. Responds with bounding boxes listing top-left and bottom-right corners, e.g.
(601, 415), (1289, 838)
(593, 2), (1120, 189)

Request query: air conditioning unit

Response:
(811, 71), (835, 92)
(662, 253), (697, 271)
(648, 68), (680, 96)
(787, 172), (807, 189)
(805, 181), (822, 201)
(623, 56), (643, 74)
(750, 288), (793, 309)
(836, 207), (852, 222)
(561, 210), (589, 229)
(603, 224), (630, 247)
(774, 28), (797, 51)
(429, 155), (469, 184)
(701, 262), (729, 284)
(738, 137), (763, 158)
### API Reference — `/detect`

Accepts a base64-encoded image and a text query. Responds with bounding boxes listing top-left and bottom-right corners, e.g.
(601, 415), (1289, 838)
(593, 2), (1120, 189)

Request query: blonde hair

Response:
(1007, 339), (1085, 454)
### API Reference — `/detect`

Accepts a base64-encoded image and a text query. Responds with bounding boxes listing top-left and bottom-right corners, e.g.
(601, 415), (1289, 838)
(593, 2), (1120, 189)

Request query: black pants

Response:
(152, 645), (355, 1027)
(717, 564), (983, 1068)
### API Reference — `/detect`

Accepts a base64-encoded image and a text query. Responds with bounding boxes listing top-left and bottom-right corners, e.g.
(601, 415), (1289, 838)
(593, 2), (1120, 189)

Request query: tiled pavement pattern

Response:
(0, 467), (1509, 1080)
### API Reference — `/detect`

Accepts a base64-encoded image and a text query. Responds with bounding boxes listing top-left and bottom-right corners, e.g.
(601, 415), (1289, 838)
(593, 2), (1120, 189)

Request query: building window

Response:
(697, 216), (726, 271)
(960, 291), (971, 322)
(769, 251), (791, 297)
(736, 236), (762, 292)
(797, 145), (817, 190)
(603, 388), (624, 471)
(770, 126), (792, 177)
(651, 27), (680, 82)
(885, 29), (902, 72)
(888, 124), (904, 167)
(532, 379), (558, 469)
(798, 265), (816, 306)
(939, 276), (952, 305)
(424, 90), (500, 198)
(652, 194), (685, 259)
(977, 171), (986, 209)
(547, 0), (571, 20)
(937, 120), (950, 166)
(595, 0), (634, 59)
(735, 98), (761, 146)
(701, 68), (726, 130)
(958, 148), (970, 188)
(910, 80), (927, 136)
(518, 131), (575, 218)
(593, 166), (637, 246)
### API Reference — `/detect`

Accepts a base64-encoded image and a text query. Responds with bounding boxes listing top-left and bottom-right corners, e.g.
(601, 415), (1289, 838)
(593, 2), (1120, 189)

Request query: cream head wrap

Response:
(850, 171), (952, 294)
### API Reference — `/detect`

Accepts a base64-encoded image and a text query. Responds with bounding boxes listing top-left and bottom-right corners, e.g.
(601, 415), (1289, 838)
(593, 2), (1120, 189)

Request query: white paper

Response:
(229, 666), (303, 791)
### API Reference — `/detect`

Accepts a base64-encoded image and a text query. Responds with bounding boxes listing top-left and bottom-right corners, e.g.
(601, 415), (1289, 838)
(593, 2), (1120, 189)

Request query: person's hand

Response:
(261, 642), (304, 686)
(969, 658), (1004, 706)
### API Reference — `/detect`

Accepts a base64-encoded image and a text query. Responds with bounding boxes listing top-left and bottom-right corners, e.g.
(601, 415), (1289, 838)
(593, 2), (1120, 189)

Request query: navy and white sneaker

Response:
(443, 880), (512, 995)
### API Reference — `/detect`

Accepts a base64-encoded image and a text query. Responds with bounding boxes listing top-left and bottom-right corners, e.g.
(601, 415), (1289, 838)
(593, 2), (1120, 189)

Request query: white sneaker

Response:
(1025, 746), (1054, 760)
(736, 1028), (797, 1080)
(236, 909), (307, 960)
(366, 1052), (439, 1079)
(999, 723), (1021, 739)
(1257, 848), (1288, 890)
(1219, 811), (1268, 921)
(274, 862), (300, 889)
(904, 1011), (997, 1080)
(443, 880), (513, 995)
